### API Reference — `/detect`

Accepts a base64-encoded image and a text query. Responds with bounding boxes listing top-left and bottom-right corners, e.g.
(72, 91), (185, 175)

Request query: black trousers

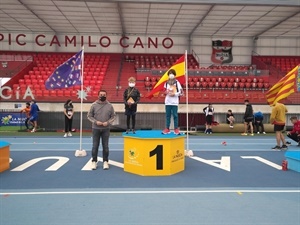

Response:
(255, 121), (265, 132)
(287, 133), (300, 143)
(25, 117), (30, 129)
(126, 115), (136, 129)
(91, 128), (110, 162)
(64, 116), (73, 132)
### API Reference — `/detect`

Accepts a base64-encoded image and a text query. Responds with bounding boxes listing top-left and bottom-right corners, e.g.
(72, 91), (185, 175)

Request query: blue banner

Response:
(0, 112), (26, 126)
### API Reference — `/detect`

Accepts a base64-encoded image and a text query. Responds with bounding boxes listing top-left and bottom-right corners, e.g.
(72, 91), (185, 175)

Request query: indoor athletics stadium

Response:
(0, 0), (300, 225)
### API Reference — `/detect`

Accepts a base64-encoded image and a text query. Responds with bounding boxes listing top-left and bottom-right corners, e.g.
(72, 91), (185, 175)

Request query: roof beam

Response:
(117, 2), (126, 35)
(188, 4), (215, 38)
(253, 11), (300, 38)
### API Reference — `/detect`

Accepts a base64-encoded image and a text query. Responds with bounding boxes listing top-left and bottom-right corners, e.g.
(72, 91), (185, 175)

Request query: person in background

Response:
(87, 90), (116, 170)
(123, 76), (140, 134)
(286, 116), (300, 147)
(241, 99), (254, 136)
(162, 69), (183, 135)
(64, 99), (74, 138)
(29, 100), (40, 133)
(254, 111), (266, 134)
(21, 102), (31, 130)
(226, 109), (235, 129)
(270, 102), (288, 150)
(203, 103), (214, 134)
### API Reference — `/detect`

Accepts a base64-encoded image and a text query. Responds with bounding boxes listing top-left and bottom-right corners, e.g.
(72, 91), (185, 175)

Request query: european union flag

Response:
(45, 50), (83, 90)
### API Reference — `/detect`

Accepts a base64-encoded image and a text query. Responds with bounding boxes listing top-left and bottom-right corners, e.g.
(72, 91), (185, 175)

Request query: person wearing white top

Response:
(162, 69), (183, 135)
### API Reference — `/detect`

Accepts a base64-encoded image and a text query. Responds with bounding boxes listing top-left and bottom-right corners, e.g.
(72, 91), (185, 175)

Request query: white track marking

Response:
(1, 189), (300, 196)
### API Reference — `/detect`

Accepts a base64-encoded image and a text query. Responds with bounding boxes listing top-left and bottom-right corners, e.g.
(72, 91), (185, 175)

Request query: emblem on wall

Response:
(211, 40), (233, 64)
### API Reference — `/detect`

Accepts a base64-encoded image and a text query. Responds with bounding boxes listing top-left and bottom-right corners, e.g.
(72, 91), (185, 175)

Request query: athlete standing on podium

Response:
(123, 76), (140, 134)
(162, 69), (183, 135)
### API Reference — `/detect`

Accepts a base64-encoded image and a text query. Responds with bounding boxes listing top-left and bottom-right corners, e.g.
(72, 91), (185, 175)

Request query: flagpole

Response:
(185, 50), (189, 153)
(75, 46), (87, 157)
(80, 47), (84, 150)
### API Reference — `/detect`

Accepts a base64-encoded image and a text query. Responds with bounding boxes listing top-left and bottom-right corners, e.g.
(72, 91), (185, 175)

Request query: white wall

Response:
(1, 32), (299, 61)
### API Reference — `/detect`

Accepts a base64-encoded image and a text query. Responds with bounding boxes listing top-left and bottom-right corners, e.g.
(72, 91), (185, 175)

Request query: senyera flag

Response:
(266, 64), (300, 105)
(147, 55), (185, 98)
(45, 50), (83, 90)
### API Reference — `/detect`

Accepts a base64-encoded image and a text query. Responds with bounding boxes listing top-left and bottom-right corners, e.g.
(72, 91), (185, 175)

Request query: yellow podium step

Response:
(123, 130), (185, 176)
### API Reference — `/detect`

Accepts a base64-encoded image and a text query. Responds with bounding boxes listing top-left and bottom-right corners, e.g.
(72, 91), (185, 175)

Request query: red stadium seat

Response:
(42, 90), (50, 96)
(257, 83), (264, 89)
(189, 81), (195, 89)
(245, 83), (251, 89)
(227, 82), (233, 88)
(264, 83), (270, 89)
(35, 90), (43, 97)
(201, 82), (208, 88)
(57, 90), (64, 97)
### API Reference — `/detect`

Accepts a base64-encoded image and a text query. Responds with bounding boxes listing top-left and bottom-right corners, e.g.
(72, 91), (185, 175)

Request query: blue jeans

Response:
(165, 105), (178, 129)
(92, 128), (110, 162)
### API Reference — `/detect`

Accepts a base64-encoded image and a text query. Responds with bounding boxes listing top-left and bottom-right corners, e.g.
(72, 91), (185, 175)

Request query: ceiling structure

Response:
(0, 0), (299, 38)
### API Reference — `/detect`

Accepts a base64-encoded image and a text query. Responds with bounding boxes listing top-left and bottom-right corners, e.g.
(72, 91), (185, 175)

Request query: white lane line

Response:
(1, 189), (300, 196)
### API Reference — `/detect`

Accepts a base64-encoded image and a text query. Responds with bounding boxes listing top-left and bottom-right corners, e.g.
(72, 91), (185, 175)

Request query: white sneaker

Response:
(91, 161), (97, 170)
(257, 132), (260, 134)
(263, 132), (266, 134)
(103, 161), (109, 170)
(229, 125), (233, 129)
(64, 133), (67, 138)
(31, 128), (36, 133)
(68, 132), (72, 137)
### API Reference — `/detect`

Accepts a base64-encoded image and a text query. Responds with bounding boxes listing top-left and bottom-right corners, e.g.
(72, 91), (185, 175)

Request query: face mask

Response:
(129, 82), (135, 87)
(99, 96), (106, 102)
(169, 74), (175, 79)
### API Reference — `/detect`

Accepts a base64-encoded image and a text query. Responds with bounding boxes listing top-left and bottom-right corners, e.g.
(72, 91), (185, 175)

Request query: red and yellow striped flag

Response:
(146, 55), (185, 98)
(266, 65), (299, 105)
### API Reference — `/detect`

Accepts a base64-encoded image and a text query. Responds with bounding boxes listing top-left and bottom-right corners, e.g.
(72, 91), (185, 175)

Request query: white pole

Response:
(79, 48), (84, 150)
(75, 47), (87, 157)
(185, 50), (189, 152)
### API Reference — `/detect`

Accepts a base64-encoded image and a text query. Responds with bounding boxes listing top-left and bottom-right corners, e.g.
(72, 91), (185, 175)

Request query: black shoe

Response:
(272, 145), (281, 150)
(286, 141), (291, 146)
(281, 145), (288, 150)
(297, 142), (300, 147)
(125, 129), (129, 134)
(132, 129), (136, 134)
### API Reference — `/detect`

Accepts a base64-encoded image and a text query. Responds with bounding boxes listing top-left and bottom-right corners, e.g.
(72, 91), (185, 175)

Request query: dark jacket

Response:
(244, 104), (253, 120)
(123, 87), (140, 113)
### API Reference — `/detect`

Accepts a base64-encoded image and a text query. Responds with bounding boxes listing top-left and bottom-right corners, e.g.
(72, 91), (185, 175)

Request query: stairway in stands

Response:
(100, 54), (122, 102)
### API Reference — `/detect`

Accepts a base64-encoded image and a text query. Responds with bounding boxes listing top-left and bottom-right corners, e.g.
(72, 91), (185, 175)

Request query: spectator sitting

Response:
(226, 109), (235, 128)
(286, 116), (300, 147)
(254, 111), (266, 134)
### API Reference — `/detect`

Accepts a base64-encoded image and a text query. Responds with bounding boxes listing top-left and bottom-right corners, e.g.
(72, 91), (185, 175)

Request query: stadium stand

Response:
(1, 52), (299, 104)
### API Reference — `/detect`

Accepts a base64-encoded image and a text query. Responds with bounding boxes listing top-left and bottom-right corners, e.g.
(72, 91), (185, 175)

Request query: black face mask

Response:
(99, 96), (106, 102)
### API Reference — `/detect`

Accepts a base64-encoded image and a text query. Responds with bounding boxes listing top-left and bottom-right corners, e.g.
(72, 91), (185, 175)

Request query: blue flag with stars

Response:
(45, 50), (83, 90)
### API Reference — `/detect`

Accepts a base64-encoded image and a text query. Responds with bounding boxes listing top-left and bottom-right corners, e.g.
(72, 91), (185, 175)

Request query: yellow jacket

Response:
(270, 102), (288, 125)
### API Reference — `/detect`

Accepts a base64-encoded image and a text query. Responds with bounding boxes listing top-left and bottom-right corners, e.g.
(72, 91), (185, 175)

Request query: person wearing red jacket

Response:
(286, 116), (300, 147)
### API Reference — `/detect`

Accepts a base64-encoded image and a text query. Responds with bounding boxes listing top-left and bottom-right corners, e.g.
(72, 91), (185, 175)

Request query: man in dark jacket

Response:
(241, 99), (254, 136)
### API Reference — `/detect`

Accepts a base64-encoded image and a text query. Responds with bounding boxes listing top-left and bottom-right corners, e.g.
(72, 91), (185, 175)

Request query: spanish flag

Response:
(147, 55), (185, 98)
(266, 65), (300, 105)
